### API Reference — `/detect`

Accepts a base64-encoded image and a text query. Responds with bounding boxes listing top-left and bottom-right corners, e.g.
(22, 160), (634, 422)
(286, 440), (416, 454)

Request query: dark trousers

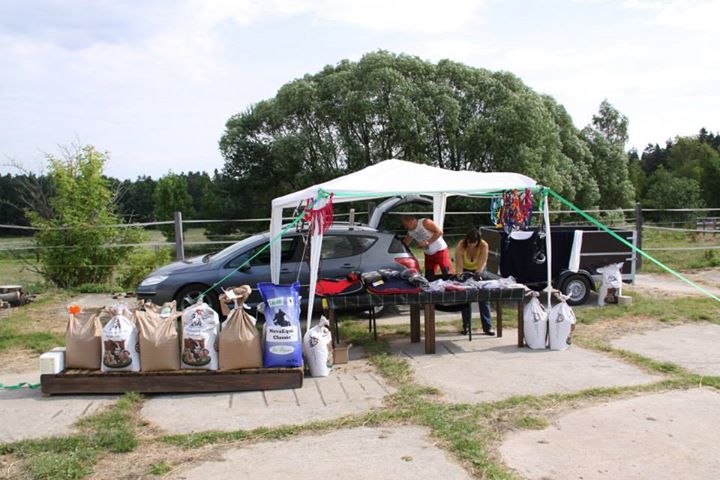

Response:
(461, 301), (493, 332)
(460, 268), (493, 332)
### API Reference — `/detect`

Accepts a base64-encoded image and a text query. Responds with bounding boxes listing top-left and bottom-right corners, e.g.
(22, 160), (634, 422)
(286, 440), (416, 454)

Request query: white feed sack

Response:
(548, 299), (576, 351)
(303, 316), (333, 377)
(597, 262), (624, 306)
(101, 303), (141, 372)
(181, 302), (220, 370)
(523, 295), (548, 350)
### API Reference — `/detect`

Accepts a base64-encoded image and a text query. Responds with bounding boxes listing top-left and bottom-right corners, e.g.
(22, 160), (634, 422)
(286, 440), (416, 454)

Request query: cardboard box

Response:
(333, 343), (351, 364)
(617, 295), (633, 306)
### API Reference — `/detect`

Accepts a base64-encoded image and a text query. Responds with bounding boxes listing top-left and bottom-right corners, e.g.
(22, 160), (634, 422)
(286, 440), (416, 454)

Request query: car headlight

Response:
(140, 275), (168, 287)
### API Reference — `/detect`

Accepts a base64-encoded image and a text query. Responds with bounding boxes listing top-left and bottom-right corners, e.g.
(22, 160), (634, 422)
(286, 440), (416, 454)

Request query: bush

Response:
(117, 247), (173, 291)
(26, 145), (146, 288)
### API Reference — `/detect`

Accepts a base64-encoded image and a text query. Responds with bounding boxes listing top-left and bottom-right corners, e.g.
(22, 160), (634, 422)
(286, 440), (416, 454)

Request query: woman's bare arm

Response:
(477, 240), (489, 272)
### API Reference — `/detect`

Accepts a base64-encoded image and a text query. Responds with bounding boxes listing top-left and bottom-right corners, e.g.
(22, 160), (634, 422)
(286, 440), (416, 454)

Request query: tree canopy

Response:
(219, 51), (624, 216)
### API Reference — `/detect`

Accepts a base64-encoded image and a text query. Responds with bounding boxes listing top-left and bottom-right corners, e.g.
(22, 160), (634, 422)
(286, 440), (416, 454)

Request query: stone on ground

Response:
(0, 371), (112, 442)
(391, 331), (660, 403)
(500, 389), (720, 480)
(172, 426), (471, 480)
(142, 361), (393, 434)
(611, 323), (720, 376)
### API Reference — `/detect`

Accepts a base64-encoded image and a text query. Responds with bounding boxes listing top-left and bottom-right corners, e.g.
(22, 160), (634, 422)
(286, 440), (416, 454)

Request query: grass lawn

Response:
(1, 287), (719, 478)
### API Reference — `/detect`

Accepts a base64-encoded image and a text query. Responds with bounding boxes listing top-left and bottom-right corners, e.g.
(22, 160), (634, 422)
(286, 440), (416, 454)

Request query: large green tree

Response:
(582, 100), (635, 208)
(645, 167), (704, 222)
(118, 175), (157, 222)
(220, 51), (616, 216)
(153, 173), (193, 241)
(665, 137), (720, 207)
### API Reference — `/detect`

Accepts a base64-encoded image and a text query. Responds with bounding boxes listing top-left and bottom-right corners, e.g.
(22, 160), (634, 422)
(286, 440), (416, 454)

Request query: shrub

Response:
(117, 247), (173, 291)
(26, 145), (146, 288)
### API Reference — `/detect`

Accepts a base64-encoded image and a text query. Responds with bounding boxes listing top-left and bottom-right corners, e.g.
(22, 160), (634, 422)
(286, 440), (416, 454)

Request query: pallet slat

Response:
(41, 368), (303, 395)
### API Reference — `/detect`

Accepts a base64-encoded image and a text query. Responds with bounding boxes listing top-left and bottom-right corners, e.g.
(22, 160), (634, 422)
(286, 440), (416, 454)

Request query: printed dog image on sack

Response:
(548, 294), (577, 351)
(181, 302), (219, 370)
(523, 293), (548, 350)
(219, 286), (263, 370)
(101, 303), (140, 372)
(65, 306), (104, 370)
(258, 282), (303, 368)
(135, 301), (181, 371)
(303, 315), (333, 377)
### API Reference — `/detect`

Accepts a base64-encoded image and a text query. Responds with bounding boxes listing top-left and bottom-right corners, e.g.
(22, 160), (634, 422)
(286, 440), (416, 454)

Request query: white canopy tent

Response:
(269, 159), (548, 329)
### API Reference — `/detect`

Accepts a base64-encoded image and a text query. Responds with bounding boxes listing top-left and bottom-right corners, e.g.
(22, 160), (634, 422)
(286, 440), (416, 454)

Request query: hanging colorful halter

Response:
(491, 189), (533, 233)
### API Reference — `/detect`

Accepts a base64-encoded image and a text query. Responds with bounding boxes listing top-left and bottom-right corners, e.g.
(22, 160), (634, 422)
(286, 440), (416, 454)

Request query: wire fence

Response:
(1, 206), (719, 281)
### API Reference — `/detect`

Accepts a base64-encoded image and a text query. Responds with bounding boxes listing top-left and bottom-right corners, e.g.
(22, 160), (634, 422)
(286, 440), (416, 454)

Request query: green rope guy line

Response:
(195, 192), (330, 302)
(546, 187), (720, 304)
(0, 382), (40, 390)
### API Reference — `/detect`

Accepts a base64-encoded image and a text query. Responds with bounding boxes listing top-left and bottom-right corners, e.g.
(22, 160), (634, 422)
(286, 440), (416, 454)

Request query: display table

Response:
(40, 367), (304, 396)
(325, 288), (528, 353)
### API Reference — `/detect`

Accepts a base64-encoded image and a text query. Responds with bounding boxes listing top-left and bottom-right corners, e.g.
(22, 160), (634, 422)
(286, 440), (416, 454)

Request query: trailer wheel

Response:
(560, 274), (591, 306)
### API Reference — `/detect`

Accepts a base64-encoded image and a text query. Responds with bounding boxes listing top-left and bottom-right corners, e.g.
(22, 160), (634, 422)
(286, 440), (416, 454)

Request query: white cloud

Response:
(622, 0), (720, 32)
(0, 0), (718, 179)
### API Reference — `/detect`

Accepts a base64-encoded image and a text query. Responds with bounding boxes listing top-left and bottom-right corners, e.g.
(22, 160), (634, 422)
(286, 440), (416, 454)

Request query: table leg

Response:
(424, 304), (436, 354)
(496, 301), (503, 338)
(329, 308), (339, 345)
(410, 304), (421, 343)
(517, 301), (525, 348)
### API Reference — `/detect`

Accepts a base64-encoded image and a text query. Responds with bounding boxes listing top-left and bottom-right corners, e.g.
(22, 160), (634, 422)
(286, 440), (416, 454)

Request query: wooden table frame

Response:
(40, 368), (304, 395)
(325, 290), (527, 354)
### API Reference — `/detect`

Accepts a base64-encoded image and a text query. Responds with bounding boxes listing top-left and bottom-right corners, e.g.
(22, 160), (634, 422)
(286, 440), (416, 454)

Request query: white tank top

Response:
(408, 218), (447, 255)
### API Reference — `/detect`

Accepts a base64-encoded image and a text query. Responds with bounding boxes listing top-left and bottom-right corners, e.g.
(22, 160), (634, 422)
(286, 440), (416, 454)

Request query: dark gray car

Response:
(136, 224), (419, 313)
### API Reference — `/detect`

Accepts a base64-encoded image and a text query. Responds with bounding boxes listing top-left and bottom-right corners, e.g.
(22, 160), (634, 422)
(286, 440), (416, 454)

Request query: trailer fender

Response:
(557, 269), (596, 290)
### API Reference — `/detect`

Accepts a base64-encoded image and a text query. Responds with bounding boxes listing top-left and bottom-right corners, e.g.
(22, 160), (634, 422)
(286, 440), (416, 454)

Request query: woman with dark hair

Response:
(455, 228), (495, 336)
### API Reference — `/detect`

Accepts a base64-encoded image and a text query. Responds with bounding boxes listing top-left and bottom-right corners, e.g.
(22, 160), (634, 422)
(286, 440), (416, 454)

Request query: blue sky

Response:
(1, 0), (718, 179)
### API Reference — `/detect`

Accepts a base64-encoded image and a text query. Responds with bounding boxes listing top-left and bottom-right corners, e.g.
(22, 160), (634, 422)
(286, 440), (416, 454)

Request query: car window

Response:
(353, 236), (377, 254)
(388, 236), (407, 254)
(321, 236), (354, 259)
(226, 237), (297, 268)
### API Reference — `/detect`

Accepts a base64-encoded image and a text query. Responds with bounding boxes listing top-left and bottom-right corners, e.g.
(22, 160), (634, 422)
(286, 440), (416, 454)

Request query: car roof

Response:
(279, 222), (380, 234)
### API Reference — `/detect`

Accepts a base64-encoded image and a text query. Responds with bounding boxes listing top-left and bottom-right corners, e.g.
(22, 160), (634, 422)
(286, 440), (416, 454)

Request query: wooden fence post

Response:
(174, 211), (184, 261)
(635, 202), (643, 271)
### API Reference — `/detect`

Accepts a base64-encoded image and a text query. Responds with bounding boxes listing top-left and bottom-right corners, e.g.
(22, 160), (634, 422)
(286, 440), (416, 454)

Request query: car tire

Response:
(175, 284), (220, 314)
(560, 274), (592, 306)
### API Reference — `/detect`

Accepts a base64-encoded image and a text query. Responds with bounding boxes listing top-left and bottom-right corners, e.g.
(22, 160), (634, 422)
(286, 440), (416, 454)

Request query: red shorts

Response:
(424, 248), (453, 276)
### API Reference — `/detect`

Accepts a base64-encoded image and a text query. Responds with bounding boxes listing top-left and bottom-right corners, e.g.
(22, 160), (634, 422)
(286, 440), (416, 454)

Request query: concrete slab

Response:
(141, 361), (394, 434)
(391, 330), (661, 403)
(172, 426), (472, 480)
(0, 371), (113, 442)
(500, 389), (720, 480)
(611, 323), (720, 376)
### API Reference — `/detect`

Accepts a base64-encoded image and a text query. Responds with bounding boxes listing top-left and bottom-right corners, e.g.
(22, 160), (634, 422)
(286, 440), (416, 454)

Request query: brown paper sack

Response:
(135, 301), (181, 371)
(219, 286), (262, 370)
(65, 309), (103, 369)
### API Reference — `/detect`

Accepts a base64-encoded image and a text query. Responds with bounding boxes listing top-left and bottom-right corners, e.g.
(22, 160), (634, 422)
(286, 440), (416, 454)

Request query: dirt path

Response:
(629, 269), (720, 298)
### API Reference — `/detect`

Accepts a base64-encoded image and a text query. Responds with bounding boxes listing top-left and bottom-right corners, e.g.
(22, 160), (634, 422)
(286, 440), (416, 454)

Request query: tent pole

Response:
(270, 208), (283, 284)
(543, 190), (553, 309)
(432, 193), (447, 229)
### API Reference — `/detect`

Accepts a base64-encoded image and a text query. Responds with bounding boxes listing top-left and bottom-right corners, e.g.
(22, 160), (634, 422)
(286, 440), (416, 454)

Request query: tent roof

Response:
(272, 159), (538, 208)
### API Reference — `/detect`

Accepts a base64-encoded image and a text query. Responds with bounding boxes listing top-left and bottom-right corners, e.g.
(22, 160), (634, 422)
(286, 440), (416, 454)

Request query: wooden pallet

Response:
(41, 367), (304, 395)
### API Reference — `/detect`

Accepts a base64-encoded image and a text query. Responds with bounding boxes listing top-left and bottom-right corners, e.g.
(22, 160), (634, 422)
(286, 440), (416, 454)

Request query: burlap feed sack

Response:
(135, 301), (181, 371)
(65, 309), (103, 369)
(219, 286), (262, 370)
